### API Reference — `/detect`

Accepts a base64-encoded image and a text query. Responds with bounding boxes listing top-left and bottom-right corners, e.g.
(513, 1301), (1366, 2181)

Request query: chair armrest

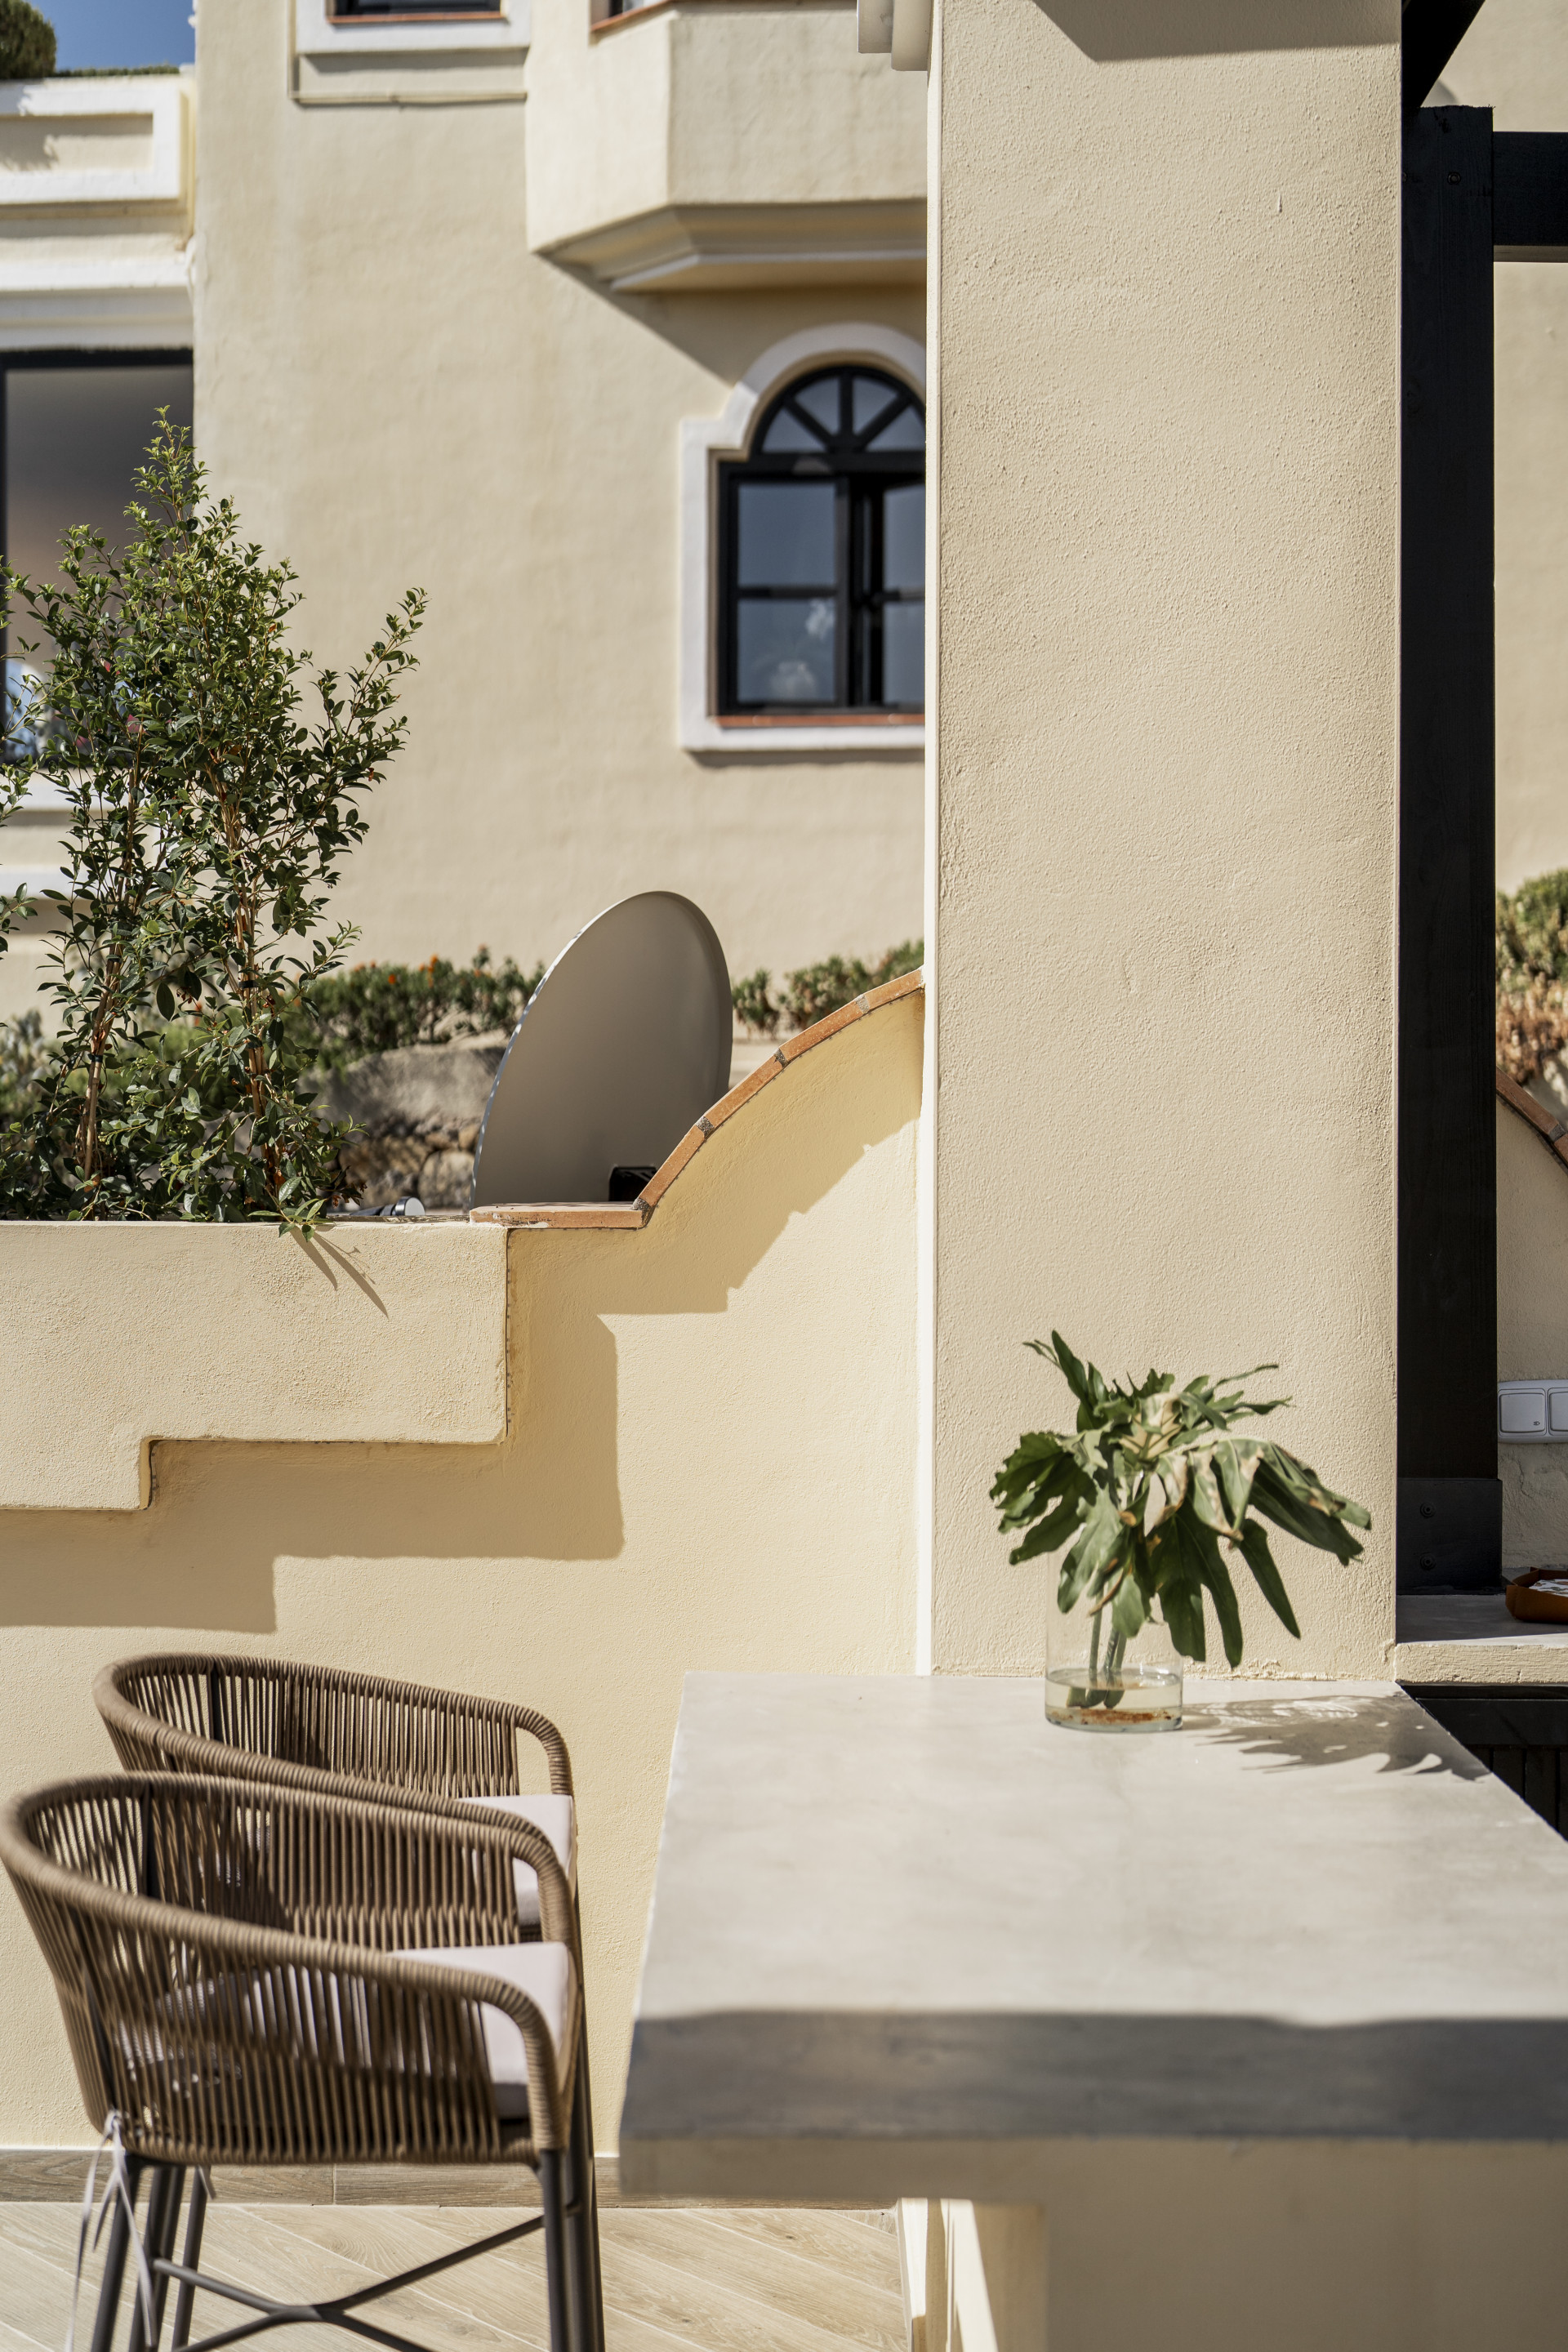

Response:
(93, 1656), (575, 1797)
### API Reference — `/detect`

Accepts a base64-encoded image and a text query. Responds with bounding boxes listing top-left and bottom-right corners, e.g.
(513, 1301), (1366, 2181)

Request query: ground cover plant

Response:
(0, 419), (422, 1224)
(732, 939), (922, 1036)
(991, 1334), (1370, 1678)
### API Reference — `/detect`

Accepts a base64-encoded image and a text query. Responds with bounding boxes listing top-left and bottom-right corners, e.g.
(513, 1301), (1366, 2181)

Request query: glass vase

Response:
(1044, 1588), (1184, 1731)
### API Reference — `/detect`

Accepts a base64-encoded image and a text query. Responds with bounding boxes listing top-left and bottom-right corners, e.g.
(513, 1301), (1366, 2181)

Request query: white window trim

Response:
(0, 77), (188, 211)
(294, 0), (529, 58)
(679, 323), (927, 756)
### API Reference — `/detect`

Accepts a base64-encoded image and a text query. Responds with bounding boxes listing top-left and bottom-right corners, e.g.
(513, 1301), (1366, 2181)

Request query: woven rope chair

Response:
(92, 1652), (602, 2346)
(0, 1773), (599, 2352)
(94, 1654), (572, 1801)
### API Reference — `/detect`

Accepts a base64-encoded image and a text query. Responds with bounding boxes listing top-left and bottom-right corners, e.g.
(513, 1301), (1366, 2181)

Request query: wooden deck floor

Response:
(0, 2198), (906, 2352)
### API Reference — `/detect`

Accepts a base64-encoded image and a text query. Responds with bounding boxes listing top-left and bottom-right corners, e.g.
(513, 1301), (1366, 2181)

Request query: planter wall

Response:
(0, 1220), (509, 1511)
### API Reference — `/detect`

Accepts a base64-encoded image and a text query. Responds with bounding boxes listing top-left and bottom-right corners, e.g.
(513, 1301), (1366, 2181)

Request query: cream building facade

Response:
(0, 0), (929, 1024)
(3, 4), (1568, 2346)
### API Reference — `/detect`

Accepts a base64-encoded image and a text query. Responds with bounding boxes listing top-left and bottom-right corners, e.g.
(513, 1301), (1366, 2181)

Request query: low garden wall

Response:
(0, 984), (924, 2158)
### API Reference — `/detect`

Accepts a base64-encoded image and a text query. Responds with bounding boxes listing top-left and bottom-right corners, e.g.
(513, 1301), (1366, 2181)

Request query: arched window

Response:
(716, 365), (924, 717)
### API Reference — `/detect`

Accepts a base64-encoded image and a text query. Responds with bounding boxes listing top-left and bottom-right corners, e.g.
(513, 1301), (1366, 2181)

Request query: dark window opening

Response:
(717, 364), (924, 719)
(329, 2), (503, 16)
(1, 350), (194, 746)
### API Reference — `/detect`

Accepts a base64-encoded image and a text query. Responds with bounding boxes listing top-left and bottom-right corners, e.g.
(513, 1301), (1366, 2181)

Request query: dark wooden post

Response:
(1397, 105), (1500, 1591)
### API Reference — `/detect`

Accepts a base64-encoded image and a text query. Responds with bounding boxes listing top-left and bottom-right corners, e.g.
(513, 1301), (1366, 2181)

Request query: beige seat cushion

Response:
(394, 1941), (575, 2121)
(461, 1793), (576, 1930)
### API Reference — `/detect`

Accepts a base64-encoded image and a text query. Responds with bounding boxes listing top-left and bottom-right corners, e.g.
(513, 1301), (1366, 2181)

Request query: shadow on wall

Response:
(0, 1002), (921, 1630)
(1040, 0), (1389, 59)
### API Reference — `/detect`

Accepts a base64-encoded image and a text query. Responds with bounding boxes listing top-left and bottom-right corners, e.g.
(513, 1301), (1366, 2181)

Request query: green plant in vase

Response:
(991, 1334), (1370, 1730)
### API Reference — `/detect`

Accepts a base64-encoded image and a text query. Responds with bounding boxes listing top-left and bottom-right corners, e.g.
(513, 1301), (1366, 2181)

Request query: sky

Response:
(47, 0), (194, 70)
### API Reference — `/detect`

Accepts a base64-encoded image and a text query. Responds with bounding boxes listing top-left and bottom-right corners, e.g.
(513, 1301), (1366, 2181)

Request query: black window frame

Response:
(0, 346), (194, 674)
(715, 364), (924, 719)
(328, 2), (502, 18)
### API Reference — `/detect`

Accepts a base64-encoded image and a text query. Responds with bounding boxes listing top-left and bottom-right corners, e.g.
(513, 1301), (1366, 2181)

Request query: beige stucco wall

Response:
(526, 2), (926, 258)
(1496, 1094), (1568, 1563)
(0, 992), (921, 2149)
(176, 0), (925, 997)
(1443, 0), (1568, 893)
(924, 0), (1401, 1680)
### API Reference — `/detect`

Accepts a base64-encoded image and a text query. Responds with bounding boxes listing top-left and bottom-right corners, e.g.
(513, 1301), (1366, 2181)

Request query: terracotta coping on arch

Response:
(470, 966), (924, 1230)
(1496, 1065), (1568, 1174)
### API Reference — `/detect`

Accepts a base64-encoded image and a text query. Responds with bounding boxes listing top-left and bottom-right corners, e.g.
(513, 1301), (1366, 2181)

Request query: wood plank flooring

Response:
(0, 2193), (906, 2352)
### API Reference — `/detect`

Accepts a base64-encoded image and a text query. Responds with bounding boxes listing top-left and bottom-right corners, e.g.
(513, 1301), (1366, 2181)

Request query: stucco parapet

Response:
(470, 968), (924, 1230)
(0, 1218), (507, 1512)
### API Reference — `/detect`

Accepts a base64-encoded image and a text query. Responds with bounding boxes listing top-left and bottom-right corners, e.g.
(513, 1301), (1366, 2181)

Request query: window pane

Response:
(736, 482), (835, 587)
(737, 599), (836, 703)
(869, 404), (925, 452)
(853, 376), (902, 434)
(795, 376), (842, 436)
(883, 602), (923, 706)
(884, 484), (924, 593)
(6, 363), (194, 617)
(762, 407), (822, 453)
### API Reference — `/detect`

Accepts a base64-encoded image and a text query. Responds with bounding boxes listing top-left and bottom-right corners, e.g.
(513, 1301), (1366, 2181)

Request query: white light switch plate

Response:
(1499, 1379), (1568, 1442)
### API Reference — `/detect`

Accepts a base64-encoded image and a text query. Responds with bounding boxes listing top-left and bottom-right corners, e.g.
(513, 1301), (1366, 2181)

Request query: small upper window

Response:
(330, 1), (502, 16)
(717, 366), (924, 718)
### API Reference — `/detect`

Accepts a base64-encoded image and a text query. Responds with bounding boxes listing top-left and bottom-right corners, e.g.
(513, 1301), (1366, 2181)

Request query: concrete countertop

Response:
(619, 1673), (1568, 2202)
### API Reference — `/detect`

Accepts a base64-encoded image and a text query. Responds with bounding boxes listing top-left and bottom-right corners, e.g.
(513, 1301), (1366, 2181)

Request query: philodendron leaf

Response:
(1214, 1437), (1263, 1527)
(1183, 1517), (1245, 1668)
(992, 1338), (1371, 1670)
(1009, 1492), (1085, 1564)
(1190, 1451), (1239, 1538)
(1111, 1570), (1149, 1640)
(1157, 1569), (1205, 1664)
(1058, 1490), (1125, 1610)
(1236, 1518), (1301, 1639)
(1251, 1453), (1367, 1564)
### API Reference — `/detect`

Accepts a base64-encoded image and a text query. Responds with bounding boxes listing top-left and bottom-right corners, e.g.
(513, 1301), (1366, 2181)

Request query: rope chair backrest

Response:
(96, 1654), (572, 1799)
(0, 1774), (574, 2169)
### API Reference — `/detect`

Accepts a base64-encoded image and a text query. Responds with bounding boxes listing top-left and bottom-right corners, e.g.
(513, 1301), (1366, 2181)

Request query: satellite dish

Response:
(470, 891), (732, 1208)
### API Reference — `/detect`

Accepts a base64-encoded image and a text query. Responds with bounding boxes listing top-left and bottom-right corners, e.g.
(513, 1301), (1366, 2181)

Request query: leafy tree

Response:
(0, 418), (423, 1223)
(0, 0), (56, 80)
(991, 1334), (1370, 1676)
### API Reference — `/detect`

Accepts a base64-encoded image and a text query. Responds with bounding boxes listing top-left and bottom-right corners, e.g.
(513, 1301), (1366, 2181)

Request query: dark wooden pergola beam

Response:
(1403, 0), (1489, 116)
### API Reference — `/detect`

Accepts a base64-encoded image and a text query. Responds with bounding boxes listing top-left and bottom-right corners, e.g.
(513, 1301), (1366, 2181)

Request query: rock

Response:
(418, 1149), (477, 1210)
(317, 1039), (506, 1130)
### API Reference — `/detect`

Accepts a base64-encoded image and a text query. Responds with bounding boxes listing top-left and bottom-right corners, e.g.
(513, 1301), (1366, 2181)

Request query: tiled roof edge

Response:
(472, 967), (925, 1230)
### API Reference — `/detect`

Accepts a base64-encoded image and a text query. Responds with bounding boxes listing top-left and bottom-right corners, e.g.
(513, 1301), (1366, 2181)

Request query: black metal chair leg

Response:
(126, 2167), (180, 2352)
(148, 2165), (185, 2352)
(168, 2171), (208, 2352)
(88, 2155), (144, 2352)
(567, 2041), (604, 2352)
(538, 2150), (572, 2352)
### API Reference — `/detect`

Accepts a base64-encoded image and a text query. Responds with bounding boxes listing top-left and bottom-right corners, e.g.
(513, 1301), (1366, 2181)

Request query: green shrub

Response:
(732, 939), (922, 1036)
(286, 949), (544, 1074)
(0, 0), (56, 78)
(1498, 870), (1568, 995)
(0, 419), (422, 1224)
